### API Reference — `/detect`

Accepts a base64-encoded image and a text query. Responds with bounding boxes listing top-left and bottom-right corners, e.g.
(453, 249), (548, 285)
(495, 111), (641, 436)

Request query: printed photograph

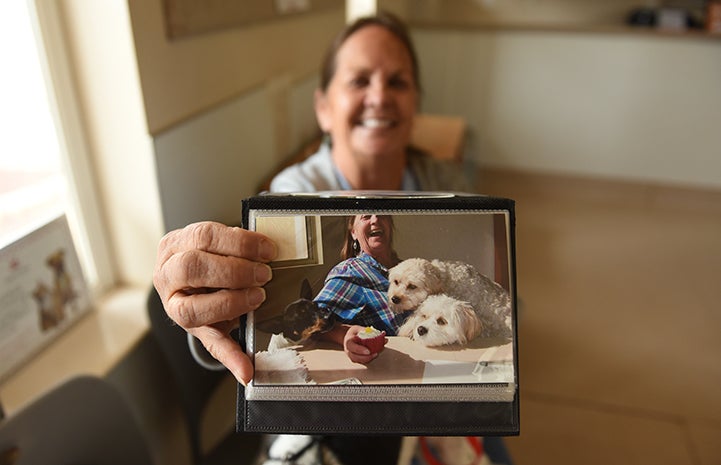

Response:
(246, 210), (516, 400)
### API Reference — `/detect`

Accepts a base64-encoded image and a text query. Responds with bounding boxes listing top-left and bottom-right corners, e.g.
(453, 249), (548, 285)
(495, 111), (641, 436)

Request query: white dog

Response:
(389, 258), (512, 346)
(397, 294), (483, 346)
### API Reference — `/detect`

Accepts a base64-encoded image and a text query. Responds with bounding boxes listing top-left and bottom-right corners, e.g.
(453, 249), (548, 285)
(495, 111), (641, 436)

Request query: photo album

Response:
(237, 192), (519, 436)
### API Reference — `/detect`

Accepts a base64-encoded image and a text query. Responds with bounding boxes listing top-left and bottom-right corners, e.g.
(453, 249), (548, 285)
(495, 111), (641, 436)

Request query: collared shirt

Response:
(313, 253), (407, 335)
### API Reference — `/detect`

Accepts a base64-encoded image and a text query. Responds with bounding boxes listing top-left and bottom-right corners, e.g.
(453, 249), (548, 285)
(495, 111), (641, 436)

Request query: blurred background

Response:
(1, 1), (719, 464)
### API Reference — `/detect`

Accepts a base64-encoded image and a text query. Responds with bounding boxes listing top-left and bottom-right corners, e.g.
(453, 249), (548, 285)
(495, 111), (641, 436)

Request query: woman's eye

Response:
(350, 76), (369, 88)
(389, 77), (410, 89)
(437, 317), (447, 326)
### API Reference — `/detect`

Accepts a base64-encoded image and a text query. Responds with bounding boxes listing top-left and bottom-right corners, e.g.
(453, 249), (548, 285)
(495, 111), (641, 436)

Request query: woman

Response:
(314, 214), (407, 364)
(270, 14), (468, 193)
(153, 12), (512, 465)
(153, 11), (469, 386)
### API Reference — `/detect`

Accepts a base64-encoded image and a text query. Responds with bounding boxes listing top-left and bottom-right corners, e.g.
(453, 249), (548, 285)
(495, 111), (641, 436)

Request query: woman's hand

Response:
(153, 221), (277, 385)
(344, 325), (387, 364)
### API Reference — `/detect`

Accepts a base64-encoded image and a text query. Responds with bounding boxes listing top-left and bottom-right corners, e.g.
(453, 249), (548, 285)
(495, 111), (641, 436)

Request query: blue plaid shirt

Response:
(313, 253), (407, 335)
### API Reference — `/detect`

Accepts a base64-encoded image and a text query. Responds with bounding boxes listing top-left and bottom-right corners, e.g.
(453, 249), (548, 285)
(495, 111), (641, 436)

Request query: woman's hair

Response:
(340, 216), (359, 260)
(340, 215), (398, 261)
(319, 11), (421, 93)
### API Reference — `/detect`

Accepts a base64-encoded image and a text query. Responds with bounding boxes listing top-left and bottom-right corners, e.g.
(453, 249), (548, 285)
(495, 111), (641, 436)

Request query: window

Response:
(0, 1), (113, 294)
(254, 215), (324, 269)
(0, 2), (65, 248)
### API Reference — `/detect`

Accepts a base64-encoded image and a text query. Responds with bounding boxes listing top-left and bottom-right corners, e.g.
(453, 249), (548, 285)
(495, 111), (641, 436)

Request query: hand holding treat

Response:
(339, 325), (387, 364)
(355, 326), (386, 354)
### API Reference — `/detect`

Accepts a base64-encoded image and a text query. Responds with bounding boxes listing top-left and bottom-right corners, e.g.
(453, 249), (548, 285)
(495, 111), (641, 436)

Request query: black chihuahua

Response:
(282, 279), (336, 343)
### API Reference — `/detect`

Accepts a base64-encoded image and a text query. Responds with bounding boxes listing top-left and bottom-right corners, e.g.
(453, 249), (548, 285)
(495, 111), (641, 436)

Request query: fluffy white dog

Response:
(389, 258), (512, 346)
(397, 294), (483, 346)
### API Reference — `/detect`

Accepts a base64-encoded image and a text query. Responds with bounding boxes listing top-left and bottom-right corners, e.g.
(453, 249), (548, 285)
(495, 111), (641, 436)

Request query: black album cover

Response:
(238, 192), (519, 436)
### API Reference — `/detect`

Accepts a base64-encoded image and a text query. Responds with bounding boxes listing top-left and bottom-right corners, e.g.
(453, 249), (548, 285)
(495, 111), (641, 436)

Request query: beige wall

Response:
(386, 0), (707, 28)
(127, 0), (344, 231)
(414, 29), (721, 189)
(128, 0), (344, 135)
(121, 2), (404, 233)
(58, 0), (163, 287)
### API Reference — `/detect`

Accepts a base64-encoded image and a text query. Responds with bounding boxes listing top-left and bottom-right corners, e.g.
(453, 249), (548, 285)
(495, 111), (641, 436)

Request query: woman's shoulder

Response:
(407, 147), (474, 193)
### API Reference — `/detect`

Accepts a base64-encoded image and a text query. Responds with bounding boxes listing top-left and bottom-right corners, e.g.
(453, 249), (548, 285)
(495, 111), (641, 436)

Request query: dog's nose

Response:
(391, 296), (401, 304)
(417, 326), (427, 336)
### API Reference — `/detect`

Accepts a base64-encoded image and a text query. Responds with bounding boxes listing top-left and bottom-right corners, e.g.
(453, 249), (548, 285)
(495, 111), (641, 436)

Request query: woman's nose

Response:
(365, 80), (389, 107)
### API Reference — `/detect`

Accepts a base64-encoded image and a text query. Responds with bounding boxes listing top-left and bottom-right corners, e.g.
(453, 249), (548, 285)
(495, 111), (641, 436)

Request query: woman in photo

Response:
(314, 214), (407, 364)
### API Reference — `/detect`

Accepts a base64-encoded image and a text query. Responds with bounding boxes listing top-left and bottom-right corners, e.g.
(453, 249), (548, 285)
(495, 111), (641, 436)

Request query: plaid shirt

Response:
(313, 253), (407, 335)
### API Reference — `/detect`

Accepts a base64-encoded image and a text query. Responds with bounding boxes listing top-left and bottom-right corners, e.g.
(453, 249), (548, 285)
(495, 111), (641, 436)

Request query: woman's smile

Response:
(356, 115), (397, 130)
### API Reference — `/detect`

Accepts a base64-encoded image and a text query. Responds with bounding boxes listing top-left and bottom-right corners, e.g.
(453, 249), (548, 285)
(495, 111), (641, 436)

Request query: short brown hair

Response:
(319, 11), (421, 93)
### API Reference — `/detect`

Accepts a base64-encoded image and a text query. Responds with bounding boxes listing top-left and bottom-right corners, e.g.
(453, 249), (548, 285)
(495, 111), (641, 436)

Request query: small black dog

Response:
(282, 279), (336, 342)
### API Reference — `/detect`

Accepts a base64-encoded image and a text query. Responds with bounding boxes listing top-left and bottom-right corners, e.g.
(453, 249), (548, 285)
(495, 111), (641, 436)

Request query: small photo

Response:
(245, 208), (516, 402)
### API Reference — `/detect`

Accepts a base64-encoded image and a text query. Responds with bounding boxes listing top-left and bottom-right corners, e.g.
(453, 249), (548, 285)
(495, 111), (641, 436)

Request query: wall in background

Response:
(383, 0), (708, 30)
(58, 0), (163, 286)
(127, 0), (343, 231)
(154, 75), (319, 231)
(128, 0), (342, 135)
(413, 29), (721, 189)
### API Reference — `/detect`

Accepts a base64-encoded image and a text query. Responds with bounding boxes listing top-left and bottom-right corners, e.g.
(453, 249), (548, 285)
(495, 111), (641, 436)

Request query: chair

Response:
(411, 113), (467, 162)
(146, 288), (261, 465)
(0, 375), (153, 465)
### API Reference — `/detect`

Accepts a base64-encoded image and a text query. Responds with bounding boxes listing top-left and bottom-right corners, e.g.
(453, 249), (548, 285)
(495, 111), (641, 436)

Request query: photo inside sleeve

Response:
(244, 208), (517, 403)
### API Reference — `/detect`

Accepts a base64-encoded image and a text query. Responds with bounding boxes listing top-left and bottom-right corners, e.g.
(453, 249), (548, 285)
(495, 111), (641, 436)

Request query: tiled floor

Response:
(476, 169), (721, 465)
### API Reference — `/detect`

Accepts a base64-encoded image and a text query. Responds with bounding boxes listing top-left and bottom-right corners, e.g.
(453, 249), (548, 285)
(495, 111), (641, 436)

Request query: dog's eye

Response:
(437, 317), (447, 326)
(407, 284), (417, 290)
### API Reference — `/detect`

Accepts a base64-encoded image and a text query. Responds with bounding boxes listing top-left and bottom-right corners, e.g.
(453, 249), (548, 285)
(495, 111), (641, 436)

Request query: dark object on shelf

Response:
(627, 8), (657, 27)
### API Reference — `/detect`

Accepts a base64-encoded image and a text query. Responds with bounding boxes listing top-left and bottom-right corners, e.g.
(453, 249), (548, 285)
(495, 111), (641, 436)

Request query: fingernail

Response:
(258, 239), (277, 261)
(248, 287), (266, 307)
(254, 263), (272, 284)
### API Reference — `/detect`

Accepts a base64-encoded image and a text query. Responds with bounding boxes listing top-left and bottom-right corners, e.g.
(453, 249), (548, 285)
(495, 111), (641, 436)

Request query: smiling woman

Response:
(314, 21), (419, 190)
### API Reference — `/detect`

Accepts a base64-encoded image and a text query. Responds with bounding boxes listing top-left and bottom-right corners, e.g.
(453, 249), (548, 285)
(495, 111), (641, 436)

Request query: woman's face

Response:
(315, 25), (418, 163)
(351, 215), (393, 257)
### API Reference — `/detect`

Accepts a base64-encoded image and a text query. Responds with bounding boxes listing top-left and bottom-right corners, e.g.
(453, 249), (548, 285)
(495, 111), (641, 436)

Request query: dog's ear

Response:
(423, 262), (444, 294)
(459, 302), (483, 341)
(299, 278), (313, 300)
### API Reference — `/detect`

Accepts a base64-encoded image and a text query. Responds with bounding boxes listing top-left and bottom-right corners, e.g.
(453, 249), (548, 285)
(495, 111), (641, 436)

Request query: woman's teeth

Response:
(361, 118), (393, 129)
(369, 229), (384, 237)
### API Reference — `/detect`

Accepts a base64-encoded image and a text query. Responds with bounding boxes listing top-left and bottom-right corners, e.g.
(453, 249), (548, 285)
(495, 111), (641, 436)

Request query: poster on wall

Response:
(0, 215), (92, 383)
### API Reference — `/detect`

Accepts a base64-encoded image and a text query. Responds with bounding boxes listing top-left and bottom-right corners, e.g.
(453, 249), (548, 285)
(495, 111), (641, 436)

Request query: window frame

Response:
(28, 0), (117, 296)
